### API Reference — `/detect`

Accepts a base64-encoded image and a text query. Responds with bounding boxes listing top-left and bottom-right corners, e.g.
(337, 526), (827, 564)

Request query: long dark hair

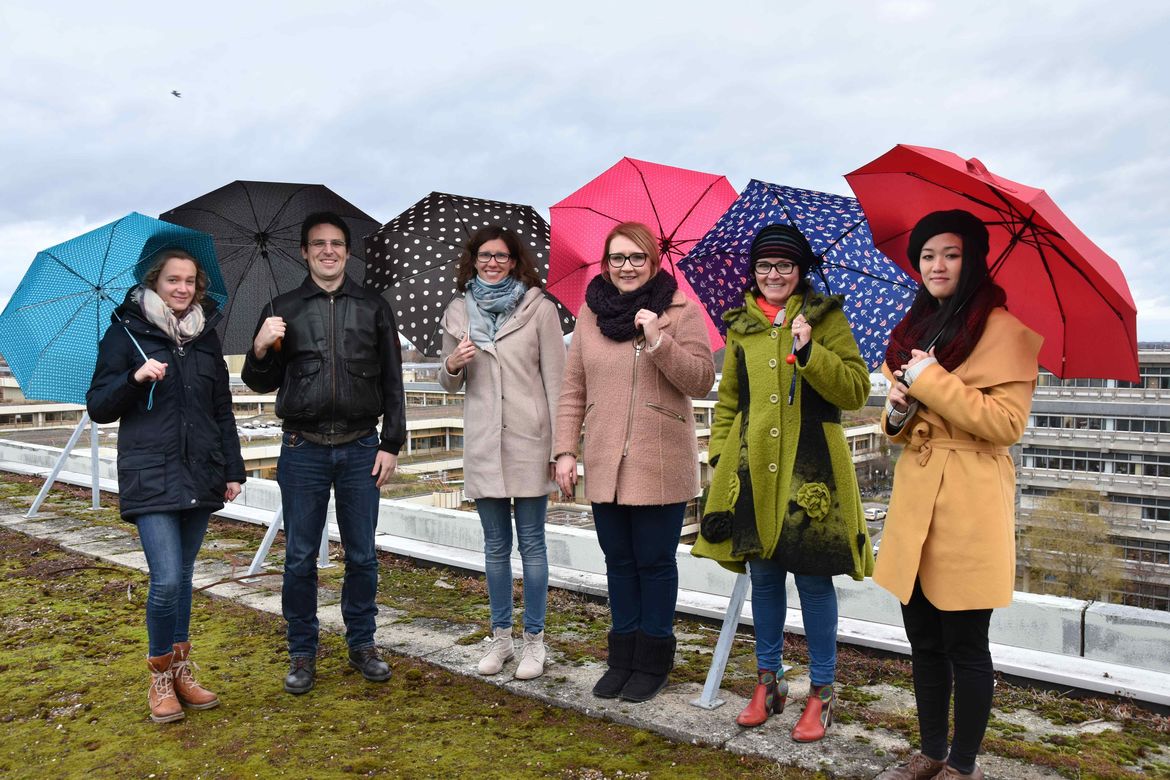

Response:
(454, 226), (542, 292)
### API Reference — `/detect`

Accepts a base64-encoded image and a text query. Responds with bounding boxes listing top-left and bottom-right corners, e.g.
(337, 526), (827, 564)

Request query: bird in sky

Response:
(171, 90), (181, 98)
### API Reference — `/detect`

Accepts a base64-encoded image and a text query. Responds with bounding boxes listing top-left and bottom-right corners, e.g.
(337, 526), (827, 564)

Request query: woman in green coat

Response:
(692, 224), (873, 740)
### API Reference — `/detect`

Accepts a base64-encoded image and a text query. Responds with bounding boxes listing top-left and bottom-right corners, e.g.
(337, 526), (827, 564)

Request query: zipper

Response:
(622, 338), (644, 457)
(646, 402), (685, 422)
(329, 296), (337, 435)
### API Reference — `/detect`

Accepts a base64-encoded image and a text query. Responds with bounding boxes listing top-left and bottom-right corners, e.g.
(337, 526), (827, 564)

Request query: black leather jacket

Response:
(241, 276), (406, 454)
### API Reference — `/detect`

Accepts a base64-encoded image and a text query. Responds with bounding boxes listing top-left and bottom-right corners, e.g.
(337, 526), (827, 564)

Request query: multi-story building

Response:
(1018, 345), (1170, 609)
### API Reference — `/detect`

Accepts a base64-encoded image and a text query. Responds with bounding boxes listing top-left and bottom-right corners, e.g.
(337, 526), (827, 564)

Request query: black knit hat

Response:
(906, 210), (990, 271)
(749, 223), (815, 274)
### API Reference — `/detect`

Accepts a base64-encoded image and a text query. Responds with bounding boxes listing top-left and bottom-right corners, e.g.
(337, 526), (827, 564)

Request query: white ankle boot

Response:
(515, 631), (547, 680)
(477, 627), (515, 675)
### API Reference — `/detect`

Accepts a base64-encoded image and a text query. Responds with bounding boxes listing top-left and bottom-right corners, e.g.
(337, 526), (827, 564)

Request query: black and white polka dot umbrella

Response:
(363, 192), (575, 356)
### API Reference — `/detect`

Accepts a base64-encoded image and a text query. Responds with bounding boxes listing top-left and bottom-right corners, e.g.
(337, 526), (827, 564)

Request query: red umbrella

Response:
(548, 157), (737, 349)
(845, 144), (1138, 381)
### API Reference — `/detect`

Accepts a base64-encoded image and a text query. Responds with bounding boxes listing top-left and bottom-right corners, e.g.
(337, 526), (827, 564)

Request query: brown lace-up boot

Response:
(147, 652), (184, 723)
(171, 641), (220, 710)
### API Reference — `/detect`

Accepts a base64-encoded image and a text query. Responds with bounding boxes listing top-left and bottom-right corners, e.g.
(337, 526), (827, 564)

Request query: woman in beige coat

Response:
(440, 226), (565, 681)
(554, 222), (716, 704)
(874, 210), (1041, 780)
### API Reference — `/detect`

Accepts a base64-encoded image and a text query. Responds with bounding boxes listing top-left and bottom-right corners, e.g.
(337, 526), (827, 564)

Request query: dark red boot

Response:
(736, 669), (788, 727)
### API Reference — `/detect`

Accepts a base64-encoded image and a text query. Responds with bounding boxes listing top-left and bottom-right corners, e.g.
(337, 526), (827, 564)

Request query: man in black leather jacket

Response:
(242, 211), (405, 694)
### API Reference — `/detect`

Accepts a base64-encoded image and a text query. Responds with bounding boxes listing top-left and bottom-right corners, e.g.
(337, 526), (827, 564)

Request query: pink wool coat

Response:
(440, 288), (565, 500)
(554, 290), (716, 506)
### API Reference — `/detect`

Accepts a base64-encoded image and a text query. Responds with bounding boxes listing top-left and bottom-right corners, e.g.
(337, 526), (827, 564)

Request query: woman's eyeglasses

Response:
(475, 252), (514, 264)
(607, 253), (649, 269)
(753, 261), (797, 276)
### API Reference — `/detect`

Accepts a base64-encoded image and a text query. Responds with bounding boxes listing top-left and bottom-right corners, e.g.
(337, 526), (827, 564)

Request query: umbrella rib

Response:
(27, 295), (103, 374)
(165, 205), (261, 240)
(549, 204), (626, 226)
(629, 160), (668, 240)
(815, 261), (917, 289)
(39, 250), (103, 289)
(662, 178), (724, 247)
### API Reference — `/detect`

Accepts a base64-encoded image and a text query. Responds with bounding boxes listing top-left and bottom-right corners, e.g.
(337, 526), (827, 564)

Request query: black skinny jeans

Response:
(901, 579), (994, 774)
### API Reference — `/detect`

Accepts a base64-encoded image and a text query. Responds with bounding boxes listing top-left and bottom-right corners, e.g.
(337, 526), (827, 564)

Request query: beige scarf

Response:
(140, 287), (205, 345)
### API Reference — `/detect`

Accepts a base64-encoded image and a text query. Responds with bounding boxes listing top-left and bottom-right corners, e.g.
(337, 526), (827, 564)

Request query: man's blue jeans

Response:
(476, 496), (549, 635)
(277, 431), (382, 658)
(591, 501), (684, 638)
(748, 556), (839, 685)
(136, 508), (212, 657)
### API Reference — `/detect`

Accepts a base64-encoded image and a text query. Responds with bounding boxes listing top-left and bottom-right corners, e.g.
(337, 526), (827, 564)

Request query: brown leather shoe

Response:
(147, 652), (184, 724)
(932, 765), (984, 779)
(873, 752), (947, 779)
(171, 641), (220, 710)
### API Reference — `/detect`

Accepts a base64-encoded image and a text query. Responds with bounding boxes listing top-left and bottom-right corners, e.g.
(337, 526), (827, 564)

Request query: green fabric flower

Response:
(795, 482), (831, 521)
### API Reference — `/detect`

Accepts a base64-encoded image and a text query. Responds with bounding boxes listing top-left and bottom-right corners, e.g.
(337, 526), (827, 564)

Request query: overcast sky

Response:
(2, 0), (1168, 341)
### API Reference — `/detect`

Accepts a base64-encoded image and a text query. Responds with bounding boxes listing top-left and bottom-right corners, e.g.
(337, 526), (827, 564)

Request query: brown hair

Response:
(142, 248), (209, 306)
(454, 226), (543, 293)
(600, 222), (661, 283)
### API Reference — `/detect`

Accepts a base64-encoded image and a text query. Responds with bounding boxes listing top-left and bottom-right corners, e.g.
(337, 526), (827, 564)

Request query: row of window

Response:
(1030, 415), (1170, 434)
(1023, 447), (1170, 477)
(1037, 364), (1170, 390)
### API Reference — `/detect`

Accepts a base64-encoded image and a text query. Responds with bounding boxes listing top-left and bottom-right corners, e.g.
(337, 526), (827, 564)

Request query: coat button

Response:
(768, 358), (777, 368)
(770, 329), (778, 339)
(769, 394), (779, 403)
(768, 463), (778, 473)
(770, 427), (779, 437)
(190, 499), (197, 505)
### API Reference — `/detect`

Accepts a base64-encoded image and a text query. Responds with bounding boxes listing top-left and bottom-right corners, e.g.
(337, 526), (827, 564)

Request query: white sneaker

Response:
(514, 631), (547, 680)
(477, 627), (514, 675)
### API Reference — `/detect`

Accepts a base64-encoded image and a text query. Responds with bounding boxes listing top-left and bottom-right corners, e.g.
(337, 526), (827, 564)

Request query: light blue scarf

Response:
(466, 276), (526, 348)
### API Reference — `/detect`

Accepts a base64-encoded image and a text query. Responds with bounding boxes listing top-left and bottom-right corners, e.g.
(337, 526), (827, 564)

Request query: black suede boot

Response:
(592, 631), (636, 698)
(619, 631), (676, 703)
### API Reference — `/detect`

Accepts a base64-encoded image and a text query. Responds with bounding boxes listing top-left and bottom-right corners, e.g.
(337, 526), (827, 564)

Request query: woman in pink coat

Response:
(554, 222), (715, 704)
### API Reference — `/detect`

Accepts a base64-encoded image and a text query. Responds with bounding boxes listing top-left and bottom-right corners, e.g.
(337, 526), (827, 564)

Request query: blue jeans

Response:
(476, 496), (549, 634)
(748, 557), (838, 686)
(137, 508), (212, 657)
(277, 431), (382, 657)
(591, 502), (684, 638)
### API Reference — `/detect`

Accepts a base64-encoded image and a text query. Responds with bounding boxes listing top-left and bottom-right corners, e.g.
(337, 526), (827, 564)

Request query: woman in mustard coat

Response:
(874, 210), (1041, 780)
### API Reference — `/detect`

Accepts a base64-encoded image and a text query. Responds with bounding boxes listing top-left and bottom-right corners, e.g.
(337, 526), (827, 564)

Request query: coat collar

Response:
(295, 274), (362, 299)
(723, 289), (844, 336)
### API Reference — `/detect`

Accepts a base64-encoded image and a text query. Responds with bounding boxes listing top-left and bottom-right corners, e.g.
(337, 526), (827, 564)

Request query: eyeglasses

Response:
(607, 253), (649, 269)
(475, 252), (513, 264)
(753, 260), (798, 276)
(308, 239), (347, 250)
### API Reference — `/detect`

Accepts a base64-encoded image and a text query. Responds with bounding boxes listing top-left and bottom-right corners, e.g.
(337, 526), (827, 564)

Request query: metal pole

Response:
(26, 413), (90, 518)
(690, 571), (751, 710)
(245, 506), (283, 577)
(89, 416), (100, 510)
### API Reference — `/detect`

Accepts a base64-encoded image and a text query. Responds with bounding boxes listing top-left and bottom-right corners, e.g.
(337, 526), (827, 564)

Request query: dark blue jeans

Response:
(591, 501), (684, 637)
(747, 557), (838, 685)
(136, 508), (212, 657)
(277, 431), (382, 657)
(476, 496), (549, 634)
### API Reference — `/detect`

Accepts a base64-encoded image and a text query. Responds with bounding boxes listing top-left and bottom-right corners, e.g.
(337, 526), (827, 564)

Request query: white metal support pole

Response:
(690, 571), (751, 710)
(89, 416), (100, 510)
(244, 504), (334, 578)
(26, 413), (90, 518)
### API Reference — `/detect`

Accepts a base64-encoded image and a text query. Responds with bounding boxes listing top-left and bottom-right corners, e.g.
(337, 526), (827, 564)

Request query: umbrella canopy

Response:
(0, 212), (227, 404)
(160, 180), (380, 355)
(362, 192), (575, 357)
(679, 180), (917, 369)
(846, 144), (1139, 381)
(548, 157), (737, 349)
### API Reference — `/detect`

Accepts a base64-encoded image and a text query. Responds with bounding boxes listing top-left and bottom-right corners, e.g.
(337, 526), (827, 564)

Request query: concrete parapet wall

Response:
(1, 436), (1167, 697)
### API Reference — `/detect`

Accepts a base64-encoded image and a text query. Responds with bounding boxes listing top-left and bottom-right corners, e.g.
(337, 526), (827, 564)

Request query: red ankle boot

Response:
(791, 683), (835, 742)
(736, 669), (788, 727)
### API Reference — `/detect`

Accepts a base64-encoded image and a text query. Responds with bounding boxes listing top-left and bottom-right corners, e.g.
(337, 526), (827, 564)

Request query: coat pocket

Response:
(345, 359), (382, 417)
(118, 452), (167, 501)
(280, 359), (323, 417)
(645, 402), (686, 422)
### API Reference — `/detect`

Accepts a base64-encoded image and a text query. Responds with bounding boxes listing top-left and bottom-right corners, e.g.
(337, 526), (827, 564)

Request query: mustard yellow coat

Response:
(874, 308), (1041, 610)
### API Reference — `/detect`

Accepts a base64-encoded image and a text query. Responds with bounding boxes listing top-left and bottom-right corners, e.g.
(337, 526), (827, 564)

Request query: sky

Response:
(2, 0), (1168, 342)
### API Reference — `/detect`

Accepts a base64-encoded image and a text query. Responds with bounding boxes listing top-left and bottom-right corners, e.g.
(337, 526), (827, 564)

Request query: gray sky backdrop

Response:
(2, 0), (1168, 344)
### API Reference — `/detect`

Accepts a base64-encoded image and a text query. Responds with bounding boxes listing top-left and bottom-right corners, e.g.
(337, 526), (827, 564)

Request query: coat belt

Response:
(911, 437), (1011, 466)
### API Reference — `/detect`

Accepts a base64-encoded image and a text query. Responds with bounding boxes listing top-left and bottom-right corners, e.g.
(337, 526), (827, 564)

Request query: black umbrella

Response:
(363, 192), (575, 357)
(160, 180), (380, 355)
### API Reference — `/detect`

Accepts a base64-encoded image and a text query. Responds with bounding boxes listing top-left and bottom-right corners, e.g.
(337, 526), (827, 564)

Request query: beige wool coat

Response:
(439, 288), (565, 500)
(554, 290), (716, 506)
(874, 307), (1042, 610)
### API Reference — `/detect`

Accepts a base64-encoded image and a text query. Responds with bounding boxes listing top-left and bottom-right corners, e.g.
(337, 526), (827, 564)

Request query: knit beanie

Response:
(906, 210), (989, 271)
(749, 224), (815, 274)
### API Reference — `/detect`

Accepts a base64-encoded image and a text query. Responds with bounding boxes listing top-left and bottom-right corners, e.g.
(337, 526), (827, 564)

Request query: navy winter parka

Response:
(86, 287), (246, 521)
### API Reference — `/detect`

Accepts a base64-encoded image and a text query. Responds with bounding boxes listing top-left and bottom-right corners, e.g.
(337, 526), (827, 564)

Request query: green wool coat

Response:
(691, 291), (874, 580)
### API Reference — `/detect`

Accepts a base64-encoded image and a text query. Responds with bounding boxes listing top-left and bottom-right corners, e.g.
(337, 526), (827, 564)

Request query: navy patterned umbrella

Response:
(161, 180), (379, 355)
(678, 180), (917, 370)
(363, 192), (575, 357)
